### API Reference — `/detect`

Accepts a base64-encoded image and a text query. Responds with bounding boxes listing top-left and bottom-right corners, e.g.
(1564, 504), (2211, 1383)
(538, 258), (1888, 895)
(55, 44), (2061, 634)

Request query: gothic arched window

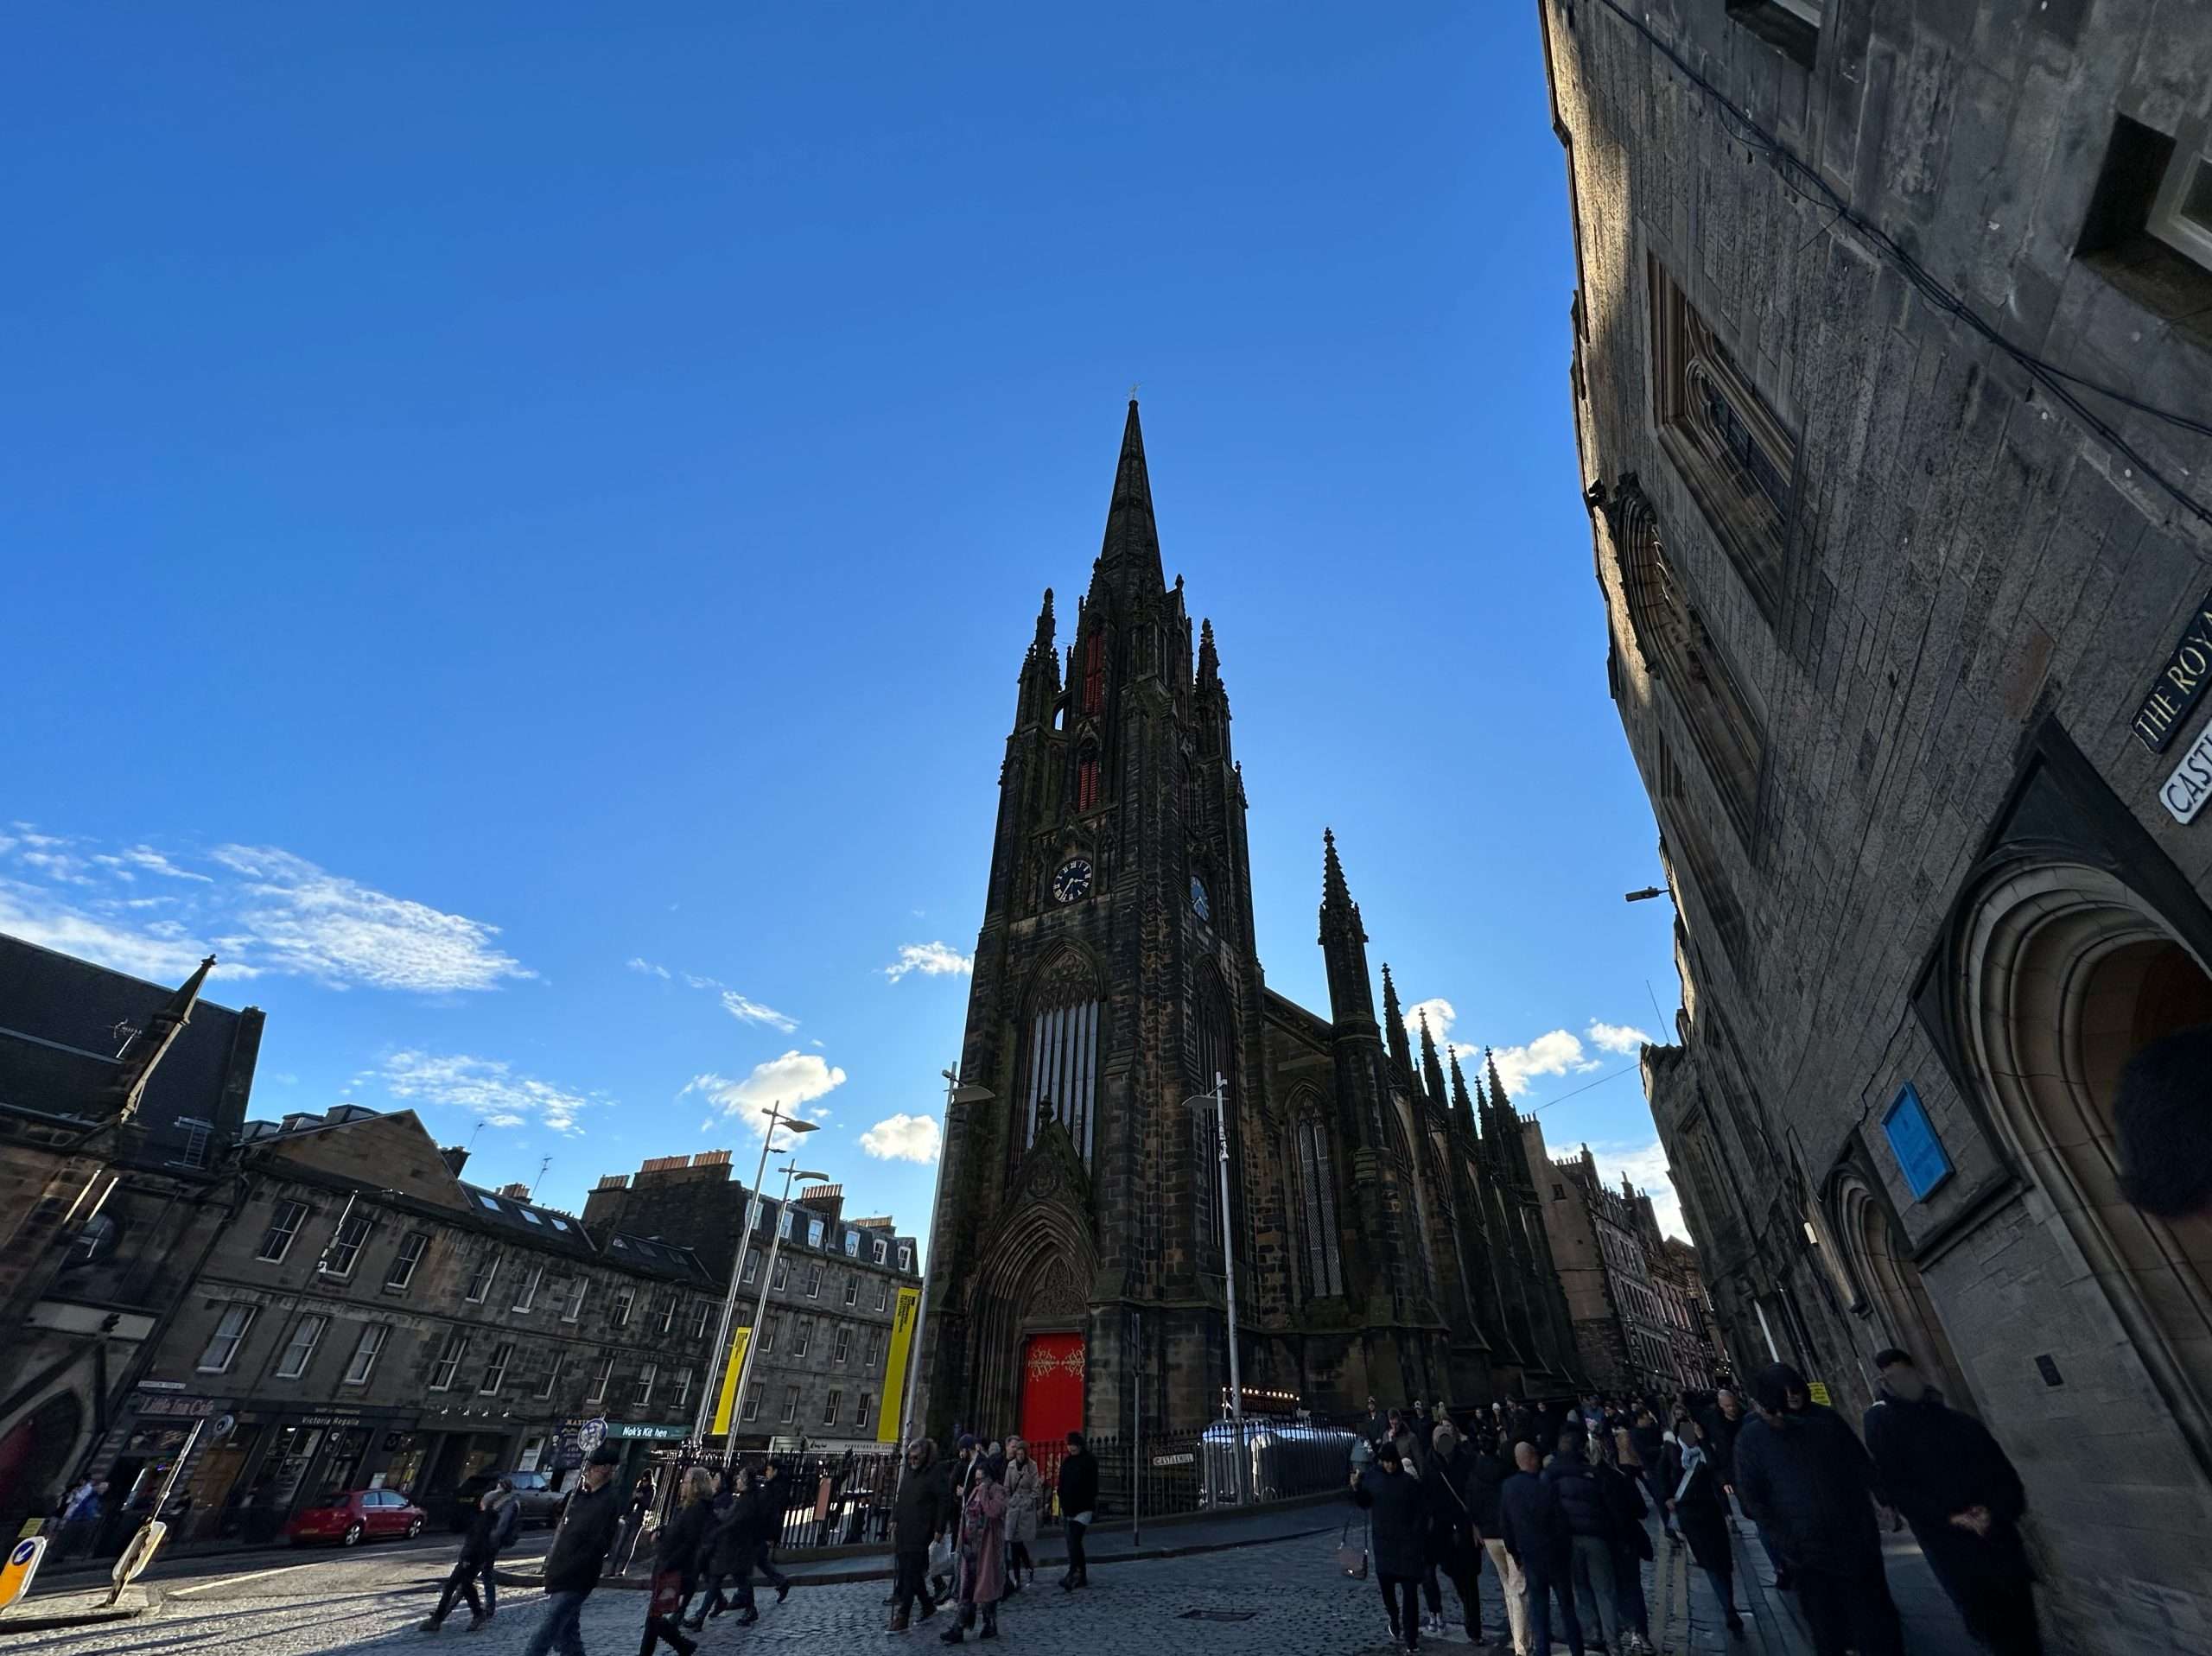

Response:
(1192, 977), (1236, 1254)
(1019, 955), (1100, 1165)
(1075, 743), (1101, 812)
(1295, 1114), (1344, 1298)
(1081, 630), (1105, 715)
(1614, 481), (1765, 844)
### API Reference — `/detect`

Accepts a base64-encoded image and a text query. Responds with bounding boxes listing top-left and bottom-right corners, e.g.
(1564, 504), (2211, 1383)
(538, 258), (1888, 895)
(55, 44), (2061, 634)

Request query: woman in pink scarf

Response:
(940, 1453), (1009, 1644)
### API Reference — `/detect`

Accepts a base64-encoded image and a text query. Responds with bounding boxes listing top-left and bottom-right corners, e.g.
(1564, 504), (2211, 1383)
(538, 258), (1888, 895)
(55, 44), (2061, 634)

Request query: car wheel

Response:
(406, 1518), (423, 1539)
(342, 1521), (365, 1547)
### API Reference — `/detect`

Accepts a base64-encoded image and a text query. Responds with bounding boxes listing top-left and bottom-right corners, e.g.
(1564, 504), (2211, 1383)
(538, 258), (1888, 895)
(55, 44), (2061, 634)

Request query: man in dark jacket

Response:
(1352, 1442), (1430, 1649)
(888, 1440), (952, 1631)
(1419, 1424), (1484, 1643)
(1544, 1430), (1624, 1654)
(753, 1461), (792, 1602)
(421, 1484), (517, 1632)
(523, 1445), (624, 1656)
(1501, 1440), (1582, 1656)
(1735, 1362), (1902, 1656)
(1864, 1350), (2040, 1655)
(1056, 1431), (1099, 1590)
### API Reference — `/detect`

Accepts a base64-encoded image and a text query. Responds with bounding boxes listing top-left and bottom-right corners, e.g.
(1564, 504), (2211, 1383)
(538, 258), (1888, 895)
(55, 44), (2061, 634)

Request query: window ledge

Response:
(2082, 234), (2212, 354)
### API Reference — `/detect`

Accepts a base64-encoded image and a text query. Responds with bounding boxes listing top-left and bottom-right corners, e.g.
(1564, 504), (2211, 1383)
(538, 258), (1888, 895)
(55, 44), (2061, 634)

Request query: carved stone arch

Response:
(965, 1193), (1101, 1434)
(1826, 1166), (1972, 1409)
(1287, 1084), (1344, 1300)
(1012, 944), (1105, 1173)
(1607, 477), (1765, 844)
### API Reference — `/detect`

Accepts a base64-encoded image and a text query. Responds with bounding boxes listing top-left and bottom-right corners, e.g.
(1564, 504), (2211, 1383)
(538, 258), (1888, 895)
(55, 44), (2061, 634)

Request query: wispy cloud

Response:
(1586, 1019), (1652, 1056)
(627, 957), (671, 979)
(680, 1051), (848, 1133)
(720, 992), (797, 1033)
(860, 1113), (941, 1164)
(0, 829), (530, 993)
(376, 1049), (597, 1135)
(884, 942), (972, 983)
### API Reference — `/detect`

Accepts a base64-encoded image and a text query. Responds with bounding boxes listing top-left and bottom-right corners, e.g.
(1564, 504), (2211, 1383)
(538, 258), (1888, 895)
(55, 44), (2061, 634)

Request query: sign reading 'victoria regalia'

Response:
(2131, 593), (2212, 752)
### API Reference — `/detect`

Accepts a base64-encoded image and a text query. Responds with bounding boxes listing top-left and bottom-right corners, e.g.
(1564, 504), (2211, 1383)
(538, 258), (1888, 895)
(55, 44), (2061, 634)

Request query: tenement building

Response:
(1541, 1), (2212, 1648)
(916, 401), (1584, 1448)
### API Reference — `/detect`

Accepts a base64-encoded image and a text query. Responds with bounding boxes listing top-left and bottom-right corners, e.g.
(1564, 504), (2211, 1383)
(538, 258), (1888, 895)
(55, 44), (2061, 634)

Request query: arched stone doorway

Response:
(1834, 1172), (1970, 1407)
(1958, 860), (2212, 1470)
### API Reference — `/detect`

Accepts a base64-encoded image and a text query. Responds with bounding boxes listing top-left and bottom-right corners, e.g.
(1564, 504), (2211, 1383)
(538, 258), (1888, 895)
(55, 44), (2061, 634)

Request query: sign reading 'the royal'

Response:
(2131, 593), (2212, 752)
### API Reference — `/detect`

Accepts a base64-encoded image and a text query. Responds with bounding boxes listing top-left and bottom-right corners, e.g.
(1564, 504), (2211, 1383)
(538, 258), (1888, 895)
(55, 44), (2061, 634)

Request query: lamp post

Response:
(721, 1158), (831, 1450)
(1185, 1072), (1248, 1505)
(899, 1065), (993, 1450)
(693, 1101), (819, 1447)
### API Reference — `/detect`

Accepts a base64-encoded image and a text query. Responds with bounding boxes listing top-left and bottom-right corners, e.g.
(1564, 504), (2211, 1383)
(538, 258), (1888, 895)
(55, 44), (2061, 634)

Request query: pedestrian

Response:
(56, 1478), (105, 1560)
(1351, 1440), (1428, 1651)
(938, 1437), (979, 1599)
(1363, 1394), (1392, 1448)
(1734, 1361), (1903, 1656)
(611, 1472), (656, 1578)
(1469, 1431), (1530, 1655)
(1500, 1440), (1583, 1656)
(753, 1459), (794, 1603)
(888, 1439), (951, 1633)
(1057, 1431), (1097, 1591)
(1629, 1410), (1675, 1542)
(1593, 1431), (1655, 1654)
(1391, 1411), (1427, 1477)
(1863, 1349), (2041, 1655)
(522, 1444), (626, 1656)
(637, 1468), (713, 1656)
(1420, 1424), (1484, 1643)
(1543, 1428), (1625, 1655)
(1001, 1437), (1040, 1595)
(684, 1466), (761, 1629)
(419, 1480), (518, 1632)
(1660, 1416), (1742, 1632)
(940, 1450), (1008, 1644)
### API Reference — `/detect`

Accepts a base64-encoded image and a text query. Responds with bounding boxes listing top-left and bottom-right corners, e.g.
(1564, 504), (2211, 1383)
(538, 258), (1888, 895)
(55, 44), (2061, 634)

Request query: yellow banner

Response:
(878, 1286), (922, 1443)
(710, 1325), (753, 1436)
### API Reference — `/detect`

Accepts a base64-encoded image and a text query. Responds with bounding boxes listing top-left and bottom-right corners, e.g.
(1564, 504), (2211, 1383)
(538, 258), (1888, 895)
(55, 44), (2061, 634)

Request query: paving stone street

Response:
(0, 1516), (1981, 1656)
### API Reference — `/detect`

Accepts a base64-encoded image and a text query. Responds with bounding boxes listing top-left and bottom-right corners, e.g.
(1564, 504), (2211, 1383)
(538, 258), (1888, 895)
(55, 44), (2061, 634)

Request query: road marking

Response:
(167, 1561), (315, 1596)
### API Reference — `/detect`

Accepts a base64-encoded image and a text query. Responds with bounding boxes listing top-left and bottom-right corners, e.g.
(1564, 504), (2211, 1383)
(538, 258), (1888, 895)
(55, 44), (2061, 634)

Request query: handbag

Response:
(647, 1569), (686, 1618)
(1335, 1513), (1369, 1580)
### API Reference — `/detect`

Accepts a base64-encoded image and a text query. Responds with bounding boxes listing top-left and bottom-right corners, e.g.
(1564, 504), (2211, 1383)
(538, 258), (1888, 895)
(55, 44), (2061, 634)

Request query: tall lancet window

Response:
(1192, 980), (1235, 1253)
(1296, 1114), (1344, 1298)
(1081, 630), (1105, 715)
(1020, 956), (1100, 1165)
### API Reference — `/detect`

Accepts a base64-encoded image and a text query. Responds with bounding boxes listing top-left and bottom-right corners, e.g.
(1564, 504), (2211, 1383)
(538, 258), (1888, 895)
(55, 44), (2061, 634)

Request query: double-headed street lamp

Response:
(1185, 1071), (1249, 1506)
(719, 1157), (830, 1444)
(692, 1099), (819, 1449)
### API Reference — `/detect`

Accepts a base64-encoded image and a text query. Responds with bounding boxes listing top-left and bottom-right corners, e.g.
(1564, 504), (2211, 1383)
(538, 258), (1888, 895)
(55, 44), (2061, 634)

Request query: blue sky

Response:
(2, 7), (1686, 1240)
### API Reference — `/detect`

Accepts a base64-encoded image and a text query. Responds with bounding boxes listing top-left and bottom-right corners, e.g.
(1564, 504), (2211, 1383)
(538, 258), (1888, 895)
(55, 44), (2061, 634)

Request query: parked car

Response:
(444, 1468), (566, 1532)
(286, 1488), (427, 1547)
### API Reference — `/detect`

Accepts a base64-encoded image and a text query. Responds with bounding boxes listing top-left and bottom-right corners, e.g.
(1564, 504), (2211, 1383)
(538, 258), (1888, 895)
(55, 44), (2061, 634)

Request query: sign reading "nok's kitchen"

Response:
(2132, 593), (2212, 752)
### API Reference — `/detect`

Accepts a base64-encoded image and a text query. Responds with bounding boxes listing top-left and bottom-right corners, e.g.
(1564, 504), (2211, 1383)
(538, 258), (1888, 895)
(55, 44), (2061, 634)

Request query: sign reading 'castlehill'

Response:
(2131, 593), (2212, 752)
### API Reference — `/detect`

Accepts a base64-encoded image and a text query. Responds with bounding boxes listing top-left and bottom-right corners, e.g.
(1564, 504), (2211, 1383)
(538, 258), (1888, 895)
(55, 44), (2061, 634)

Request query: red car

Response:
(285, 1488), (427, 1547)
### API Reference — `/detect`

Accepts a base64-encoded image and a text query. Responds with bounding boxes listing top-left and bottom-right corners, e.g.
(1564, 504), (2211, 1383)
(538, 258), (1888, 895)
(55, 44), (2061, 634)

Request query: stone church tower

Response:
(916, 403), (1581, 1445)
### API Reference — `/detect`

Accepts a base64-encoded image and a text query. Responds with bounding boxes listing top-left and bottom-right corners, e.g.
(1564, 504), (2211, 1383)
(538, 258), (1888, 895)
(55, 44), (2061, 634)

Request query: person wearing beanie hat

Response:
(1735, 1361), (1904, 1656)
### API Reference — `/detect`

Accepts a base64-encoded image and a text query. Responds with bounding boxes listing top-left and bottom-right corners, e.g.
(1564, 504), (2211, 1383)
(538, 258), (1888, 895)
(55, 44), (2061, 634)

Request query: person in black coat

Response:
(421, 1485), (516, 1632)
(1735, 1362), (1902, 1656)
(638, 1469), (712, 1656)
(1863, 1350), (2041, 1656)
(1594, 1435), (1654, 1652)
(888, 1440), (952, 1632)
(1500, 1440), (1584, 1656)
(1660, 1415), (1742, 1631)
(1351, 1441), (1430, 1649)
(1056, 1431), (1099, 1590)
(1545, 1431), (1626, 1654)
(685, 1468), (764, 1628)
(1418, 1425), (1484, 1642)
(752, 1461), (793, 1601)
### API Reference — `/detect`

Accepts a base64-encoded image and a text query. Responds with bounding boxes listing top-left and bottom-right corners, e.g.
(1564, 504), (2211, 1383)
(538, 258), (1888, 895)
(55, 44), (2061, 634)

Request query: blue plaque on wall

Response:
(1882, 1082), (1954, 1201)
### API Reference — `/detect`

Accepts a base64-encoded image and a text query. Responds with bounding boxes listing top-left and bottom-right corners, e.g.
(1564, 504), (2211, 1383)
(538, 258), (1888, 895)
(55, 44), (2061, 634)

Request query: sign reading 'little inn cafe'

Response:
(2132, 592), (2212, 752)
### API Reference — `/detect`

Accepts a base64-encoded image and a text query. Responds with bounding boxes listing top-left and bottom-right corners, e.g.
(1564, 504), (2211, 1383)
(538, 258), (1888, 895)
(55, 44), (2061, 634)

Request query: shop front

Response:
(218, 1402), (423, 1543)
(556, 1418), (690, 1488)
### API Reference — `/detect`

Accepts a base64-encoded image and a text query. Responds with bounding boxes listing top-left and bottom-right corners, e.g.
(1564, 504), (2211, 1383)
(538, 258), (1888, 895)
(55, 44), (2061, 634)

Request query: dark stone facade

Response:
(1541, 1), (2212, 1647)
(916, 403), (1583, 1443)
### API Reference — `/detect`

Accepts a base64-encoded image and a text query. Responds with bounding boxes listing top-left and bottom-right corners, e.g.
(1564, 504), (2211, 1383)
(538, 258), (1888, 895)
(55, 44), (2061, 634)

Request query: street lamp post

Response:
(1185, 1071), (1248, 1505)
(721, 1158), (831, 1450)
(898, 1065), (993, 1451)
(692, 1101), (819, 1448)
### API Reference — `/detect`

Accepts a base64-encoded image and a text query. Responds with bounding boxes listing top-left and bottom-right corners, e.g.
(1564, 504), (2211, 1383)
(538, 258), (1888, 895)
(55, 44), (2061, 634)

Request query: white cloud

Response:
(377, 1049), (596, 1135)
(860, 1113), (941, 1164)
(885, 942), (972, 983)
(121, 845), (212, 882)
(211, 844), (530, 993)
(1586, 1020), (1653, 1056)
(720, 991), (798, 1032)
(0, 880), (240, 982)
(1401, 996), (1457, 1046)
(1586, 1139), (1690, 1241)
(680, 1051), (848, 1132)
(1490, 1030), (1603, 1095)
(627, 957), (671, 979)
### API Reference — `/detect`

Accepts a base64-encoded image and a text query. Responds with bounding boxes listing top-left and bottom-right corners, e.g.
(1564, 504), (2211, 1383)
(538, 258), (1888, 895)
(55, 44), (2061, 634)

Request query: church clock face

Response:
(1190, 875), (1211, 921)
(1052, 858), (1093, 903)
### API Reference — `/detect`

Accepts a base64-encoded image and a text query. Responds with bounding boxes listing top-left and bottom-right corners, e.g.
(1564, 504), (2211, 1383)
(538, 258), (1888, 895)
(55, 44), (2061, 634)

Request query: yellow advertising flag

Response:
(878, 1286), (922, 1443)
(710, 1325), (753, 1436)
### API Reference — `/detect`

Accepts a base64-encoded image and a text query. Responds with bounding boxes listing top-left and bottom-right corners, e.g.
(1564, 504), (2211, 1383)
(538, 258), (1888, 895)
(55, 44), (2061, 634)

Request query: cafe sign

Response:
(2131, 593), (2212, 752)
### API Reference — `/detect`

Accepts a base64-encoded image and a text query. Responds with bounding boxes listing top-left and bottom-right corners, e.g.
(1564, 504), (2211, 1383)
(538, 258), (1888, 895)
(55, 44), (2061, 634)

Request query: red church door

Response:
(1018, 1333), (1085, 1461)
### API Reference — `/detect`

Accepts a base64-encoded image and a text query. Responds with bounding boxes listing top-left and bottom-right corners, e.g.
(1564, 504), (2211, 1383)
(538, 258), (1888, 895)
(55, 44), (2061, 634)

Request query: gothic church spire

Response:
(1092, 398), (1166, 601)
